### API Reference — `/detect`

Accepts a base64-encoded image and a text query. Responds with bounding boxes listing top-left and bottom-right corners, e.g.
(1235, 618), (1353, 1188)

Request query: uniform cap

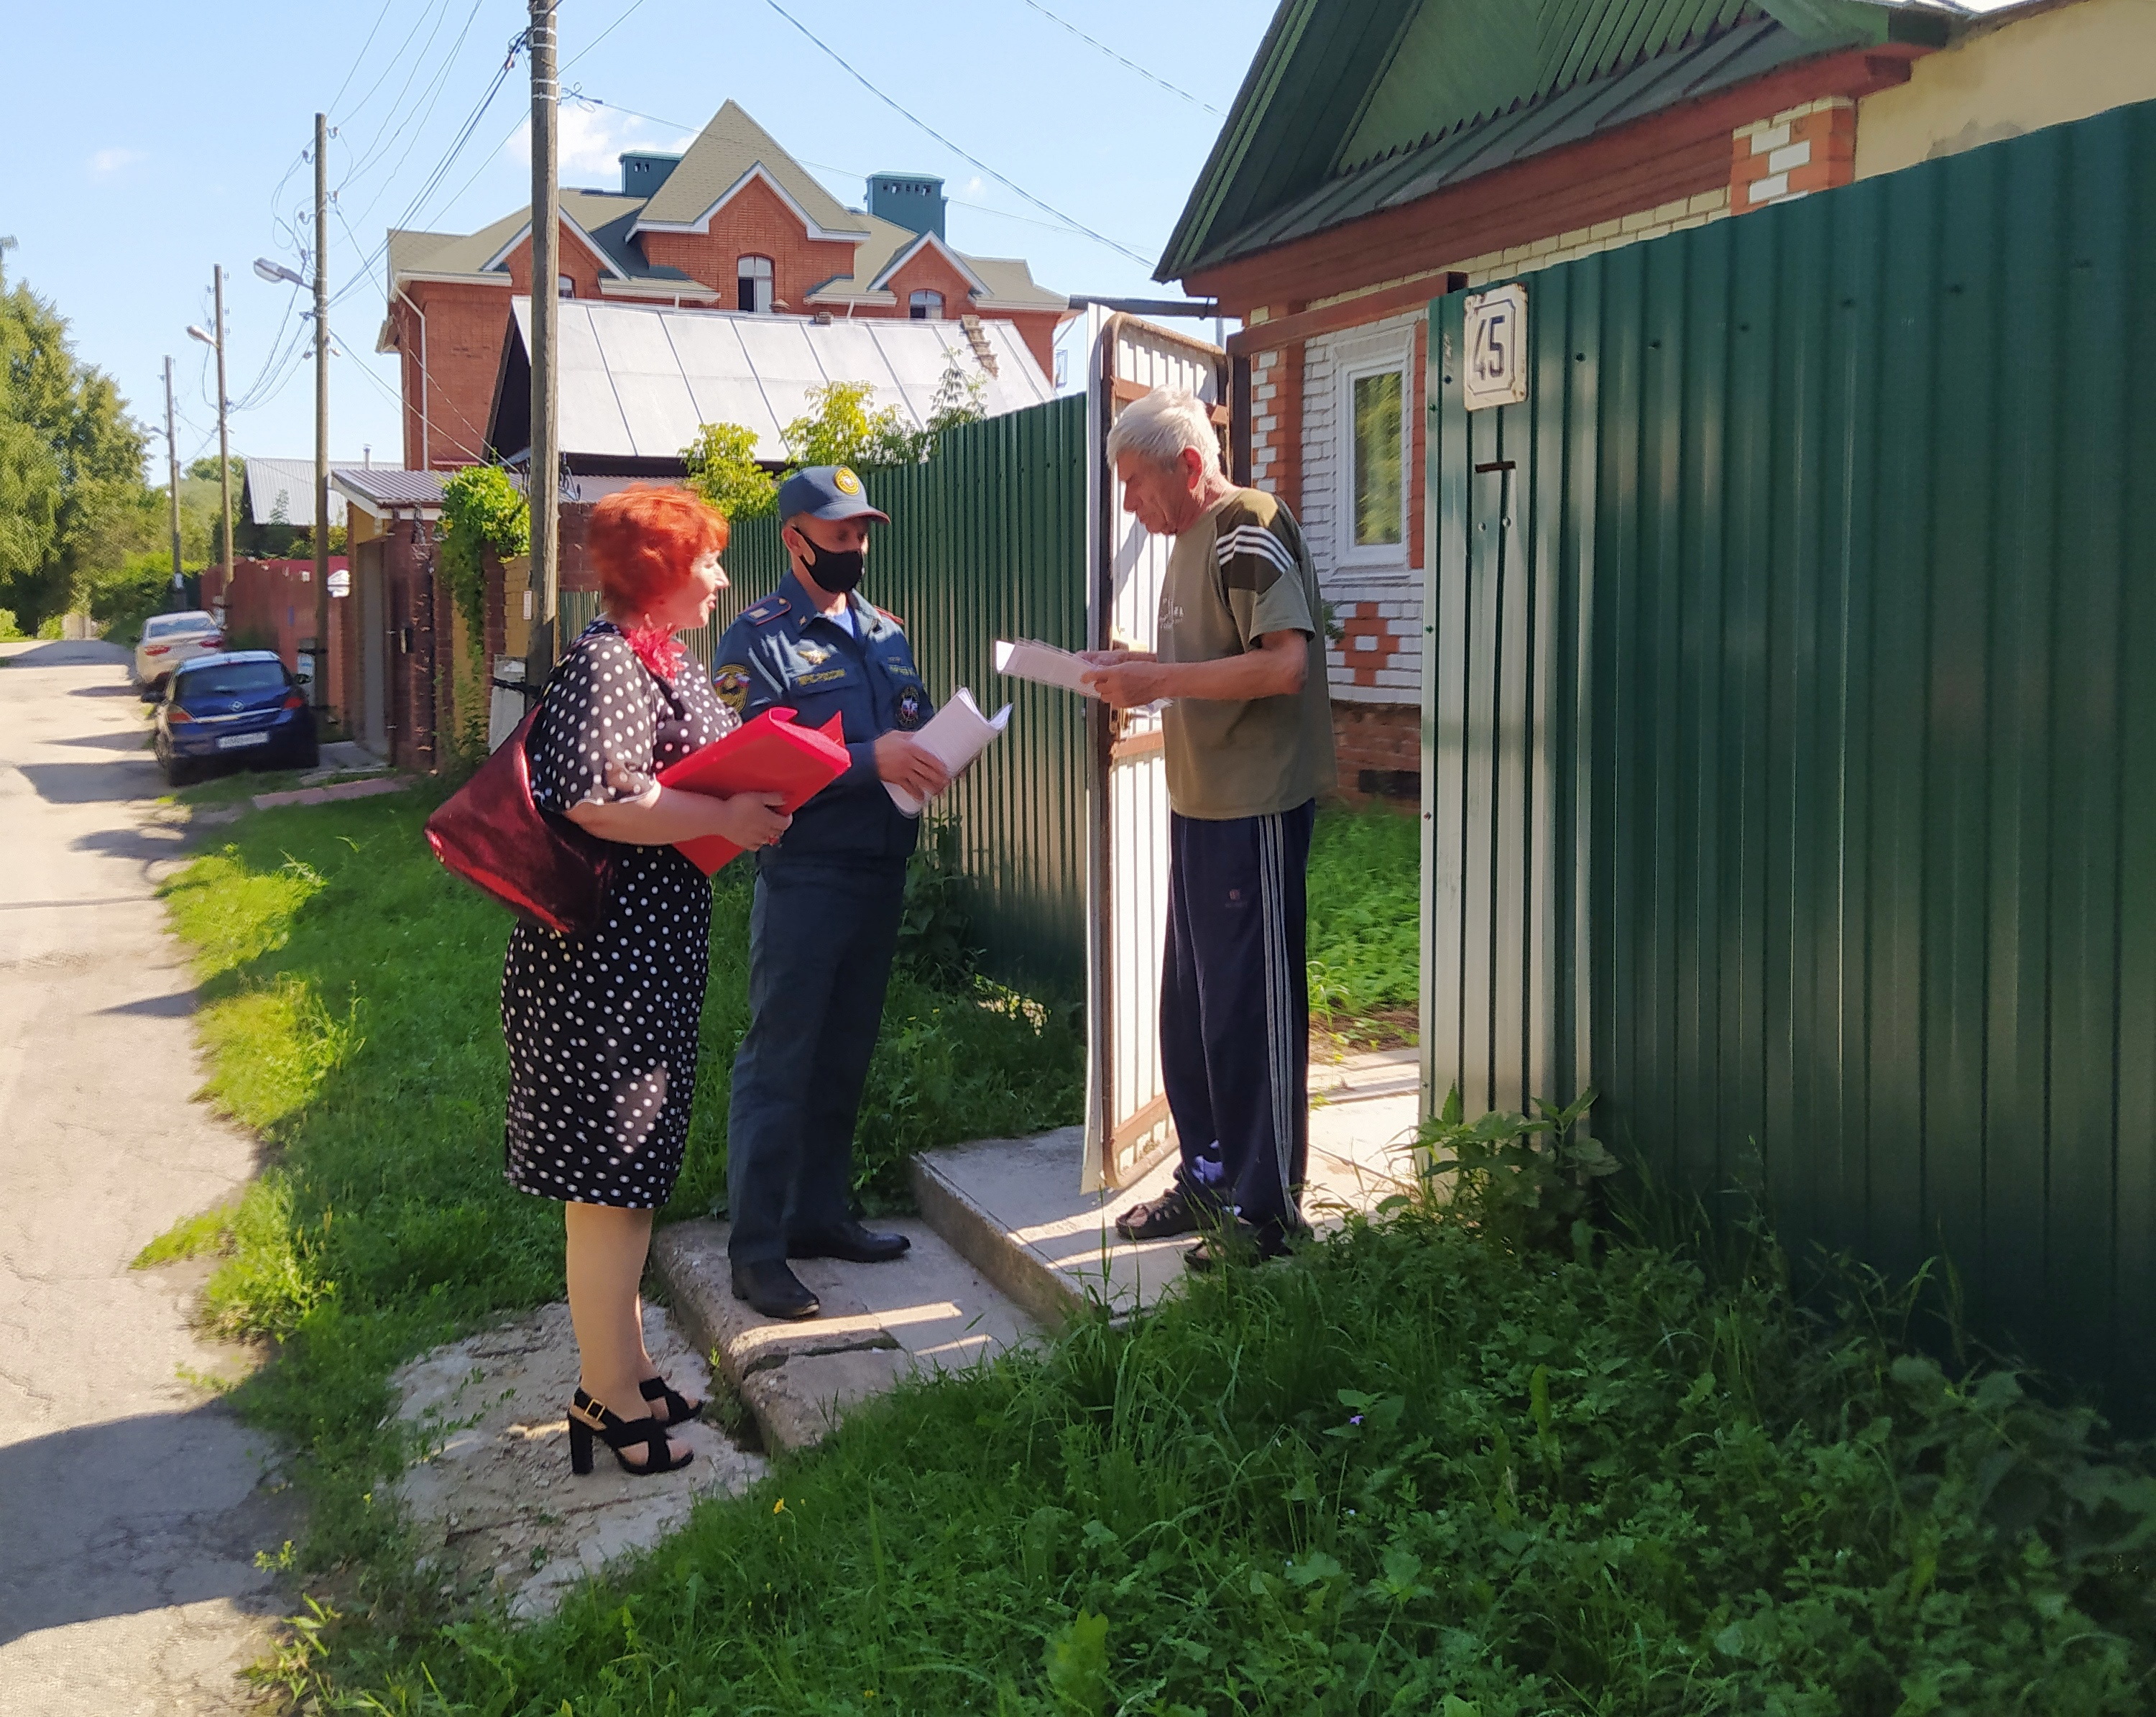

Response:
(778, 464), (890, 524)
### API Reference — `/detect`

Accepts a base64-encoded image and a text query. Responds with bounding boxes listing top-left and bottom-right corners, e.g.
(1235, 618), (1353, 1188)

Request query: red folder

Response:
(659, 707), (852, 874)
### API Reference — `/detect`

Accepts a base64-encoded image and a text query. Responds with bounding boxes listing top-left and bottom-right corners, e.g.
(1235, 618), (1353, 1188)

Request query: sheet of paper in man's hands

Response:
(885, 687), (1012, 815)
(993, 638), (1097, 698)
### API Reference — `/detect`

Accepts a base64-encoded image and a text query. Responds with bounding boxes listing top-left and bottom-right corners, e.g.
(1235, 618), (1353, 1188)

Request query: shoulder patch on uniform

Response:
(714, 662), (752, 714)
(745, 597), (791, 625)
(874, 605), (905, 630)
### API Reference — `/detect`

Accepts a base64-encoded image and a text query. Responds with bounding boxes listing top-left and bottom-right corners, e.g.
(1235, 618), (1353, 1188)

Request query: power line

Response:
(329, 36), (524, 316)
(323, 0), (402, 121)
(561, 0), (653, 73)
(755, 0), (1155, 267)
(336, 0), (471, 190)
(579, 95), (1149, 264)
(1017, 0), (1222, 116)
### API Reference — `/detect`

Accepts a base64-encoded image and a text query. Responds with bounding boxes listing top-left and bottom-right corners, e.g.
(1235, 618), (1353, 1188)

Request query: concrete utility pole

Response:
(162, 357), (183, 599)
(527, 0), (561, 682)
(312, 111), (331, 709)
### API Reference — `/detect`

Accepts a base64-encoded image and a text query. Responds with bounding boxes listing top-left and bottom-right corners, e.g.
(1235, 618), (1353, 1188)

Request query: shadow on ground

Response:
(0, 1403), (299, 1647)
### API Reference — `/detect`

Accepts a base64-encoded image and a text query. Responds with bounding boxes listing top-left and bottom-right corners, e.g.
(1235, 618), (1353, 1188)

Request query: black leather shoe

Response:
(731, 1259), (821, 1320)
(788, 1222), (911, 1263)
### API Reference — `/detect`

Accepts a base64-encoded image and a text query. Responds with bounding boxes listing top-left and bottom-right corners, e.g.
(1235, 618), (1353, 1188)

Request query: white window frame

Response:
(908, 289), (944, 321)
(737, 254), (774, 315)
(1332, 326), (1414, 571)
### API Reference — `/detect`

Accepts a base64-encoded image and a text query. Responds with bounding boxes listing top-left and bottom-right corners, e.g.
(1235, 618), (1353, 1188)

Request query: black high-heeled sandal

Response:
(566, 1387), (696, 1477)
(640, 1374), (704, 1424)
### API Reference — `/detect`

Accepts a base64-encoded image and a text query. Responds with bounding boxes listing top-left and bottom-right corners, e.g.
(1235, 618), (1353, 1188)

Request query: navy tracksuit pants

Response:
(1161, 800), (1316, 1239)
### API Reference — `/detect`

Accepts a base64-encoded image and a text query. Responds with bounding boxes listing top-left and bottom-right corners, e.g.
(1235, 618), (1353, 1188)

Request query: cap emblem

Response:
(833, 466), (862, 496)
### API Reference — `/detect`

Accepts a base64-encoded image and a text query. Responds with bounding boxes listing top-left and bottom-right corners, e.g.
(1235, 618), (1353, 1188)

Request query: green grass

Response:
(1307, 805), (1419, 1025)
(305, 1208), (2156, 1714)
(152, 789), (1080, 1575)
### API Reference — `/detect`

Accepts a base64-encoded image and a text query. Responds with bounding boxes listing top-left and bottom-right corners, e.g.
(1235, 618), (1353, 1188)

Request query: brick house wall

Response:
(637, 175), (859, 313)
(392, 285), (515, 470)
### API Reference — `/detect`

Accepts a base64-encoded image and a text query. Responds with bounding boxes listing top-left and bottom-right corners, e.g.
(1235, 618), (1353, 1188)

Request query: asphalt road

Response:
(0, 640), (289, 1713)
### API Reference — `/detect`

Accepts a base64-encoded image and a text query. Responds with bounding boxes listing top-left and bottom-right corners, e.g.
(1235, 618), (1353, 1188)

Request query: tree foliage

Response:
(682, 421), (776, 519)
(681, 359), (990, 520)
(438, 464), (530, 644)
(0, 280), (152, 625)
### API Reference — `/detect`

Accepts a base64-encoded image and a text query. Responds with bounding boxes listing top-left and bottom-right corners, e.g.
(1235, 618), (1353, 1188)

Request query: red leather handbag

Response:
(424, 689), (615, 939)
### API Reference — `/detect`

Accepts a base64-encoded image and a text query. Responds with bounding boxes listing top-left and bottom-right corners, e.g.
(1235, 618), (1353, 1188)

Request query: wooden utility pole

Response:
(213, 265), (234, 601)
(162, 356), (183, 598)
(526, 0), (561, 682)
(312, 111), (331, 709)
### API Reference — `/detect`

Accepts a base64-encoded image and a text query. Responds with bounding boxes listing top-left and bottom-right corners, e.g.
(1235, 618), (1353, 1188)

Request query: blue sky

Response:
(1, 0), (1269, 472)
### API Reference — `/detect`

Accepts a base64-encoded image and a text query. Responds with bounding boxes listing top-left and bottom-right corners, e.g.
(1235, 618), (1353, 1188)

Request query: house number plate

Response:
(1462, 282), (1529, 411)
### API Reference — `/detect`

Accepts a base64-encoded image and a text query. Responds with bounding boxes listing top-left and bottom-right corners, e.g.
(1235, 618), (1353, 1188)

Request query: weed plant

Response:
(1307, 805), (1418, 1025)
(154, 790), (1079, 1578)
(312, 1192), (2156, 1714)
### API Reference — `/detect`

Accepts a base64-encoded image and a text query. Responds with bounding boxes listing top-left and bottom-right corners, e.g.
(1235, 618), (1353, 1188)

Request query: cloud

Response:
(503, 103), (697, 183)
(88, 147), (145, 177)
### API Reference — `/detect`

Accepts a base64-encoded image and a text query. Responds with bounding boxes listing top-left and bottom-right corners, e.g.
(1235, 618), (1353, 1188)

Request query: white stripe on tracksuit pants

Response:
(1158, 799), (1316, 1240)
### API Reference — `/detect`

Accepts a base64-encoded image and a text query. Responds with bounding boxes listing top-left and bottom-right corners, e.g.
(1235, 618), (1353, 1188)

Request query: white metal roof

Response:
(243, 458), (350, 529)
(507, 298), (1054, 464)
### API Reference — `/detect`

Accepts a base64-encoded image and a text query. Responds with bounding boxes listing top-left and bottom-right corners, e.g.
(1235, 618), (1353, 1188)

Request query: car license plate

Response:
(216, 732), (271, 750)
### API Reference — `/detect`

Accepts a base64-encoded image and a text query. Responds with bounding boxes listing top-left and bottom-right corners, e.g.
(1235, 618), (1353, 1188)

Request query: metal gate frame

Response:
(1083, 312), (1230, 1192)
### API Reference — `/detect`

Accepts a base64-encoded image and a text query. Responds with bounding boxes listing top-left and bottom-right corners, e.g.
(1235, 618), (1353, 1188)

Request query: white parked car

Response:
(134, 610), (224, 698)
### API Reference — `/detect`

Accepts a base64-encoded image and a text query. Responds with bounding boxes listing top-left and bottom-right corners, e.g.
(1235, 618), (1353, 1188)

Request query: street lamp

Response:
(254, 257), (305, 288)
(188, 272), (236, 608)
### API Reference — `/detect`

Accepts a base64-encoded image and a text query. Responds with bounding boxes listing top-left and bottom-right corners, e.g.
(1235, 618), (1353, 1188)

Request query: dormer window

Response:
(738, 255), (774, 314)
(558, 275), (576, 300)
(908, 290), (944, 321)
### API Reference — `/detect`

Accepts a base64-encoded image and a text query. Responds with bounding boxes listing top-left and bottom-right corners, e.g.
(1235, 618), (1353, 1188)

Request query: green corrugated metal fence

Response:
(1427, 99), (2156, 1419)
(566, 395), (1091, 989)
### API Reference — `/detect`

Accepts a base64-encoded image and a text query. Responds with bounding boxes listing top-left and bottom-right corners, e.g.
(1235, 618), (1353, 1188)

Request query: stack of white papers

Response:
(885, 687), (1013, 815)
(994, 638), (1097, 698)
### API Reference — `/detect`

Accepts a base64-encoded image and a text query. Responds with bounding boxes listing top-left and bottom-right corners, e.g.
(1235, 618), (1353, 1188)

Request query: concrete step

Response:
(650, 1215), (1040, 1454)
(652, 1069), (1426, 1452)
(913, 1077), (1424, 1325)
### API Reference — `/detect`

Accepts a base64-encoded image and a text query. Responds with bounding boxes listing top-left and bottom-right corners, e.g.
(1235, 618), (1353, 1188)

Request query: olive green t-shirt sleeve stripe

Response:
(1215, 521), (1315, 643)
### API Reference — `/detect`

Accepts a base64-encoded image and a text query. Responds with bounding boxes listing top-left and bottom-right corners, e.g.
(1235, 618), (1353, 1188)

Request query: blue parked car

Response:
(155, 651), (319, 787)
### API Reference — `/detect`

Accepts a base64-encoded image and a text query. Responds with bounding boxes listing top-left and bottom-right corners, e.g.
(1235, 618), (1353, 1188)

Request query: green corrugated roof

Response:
(1340, 0), (1756, 173)
(1156, 0), (1952, 283)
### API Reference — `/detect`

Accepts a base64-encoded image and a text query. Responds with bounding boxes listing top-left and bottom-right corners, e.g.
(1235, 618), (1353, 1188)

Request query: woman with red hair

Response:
(500, 486), (787, 1477)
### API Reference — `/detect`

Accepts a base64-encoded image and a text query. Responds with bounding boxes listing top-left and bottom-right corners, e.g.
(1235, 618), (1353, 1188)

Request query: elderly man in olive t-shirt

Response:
(1081, 387), (1336, 1267)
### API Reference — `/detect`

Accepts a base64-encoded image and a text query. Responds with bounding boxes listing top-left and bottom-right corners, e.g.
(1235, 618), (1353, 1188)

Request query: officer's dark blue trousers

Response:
(1160, 799), (1316, 1239)
(726, 857), (906, 1264)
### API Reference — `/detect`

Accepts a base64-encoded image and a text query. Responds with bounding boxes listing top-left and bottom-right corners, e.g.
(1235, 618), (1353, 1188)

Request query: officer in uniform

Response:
(713, 466), (950, 1319)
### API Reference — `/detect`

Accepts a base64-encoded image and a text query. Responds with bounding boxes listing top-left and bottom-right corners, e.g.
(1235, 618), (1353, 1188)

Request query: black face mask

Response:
(795, 534), (865, 595)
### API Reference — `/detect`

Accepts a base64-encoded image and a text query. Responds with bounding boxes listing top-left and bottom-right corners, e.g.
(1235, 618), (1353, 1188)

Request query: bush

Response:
(0, 607), (21, 640)
(84, 548), (187, 647)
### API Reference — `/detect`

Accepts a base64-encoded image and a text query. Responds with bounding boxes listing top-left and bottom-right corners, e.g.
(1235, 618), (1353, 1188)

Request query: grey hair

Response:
(1104, 387), (1222, 474)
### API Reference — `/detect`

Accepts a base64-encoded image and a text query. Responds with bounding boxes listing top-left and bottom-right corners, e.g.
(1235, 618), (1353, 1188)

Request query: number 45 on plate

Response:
(1462, 282), (1529, 413)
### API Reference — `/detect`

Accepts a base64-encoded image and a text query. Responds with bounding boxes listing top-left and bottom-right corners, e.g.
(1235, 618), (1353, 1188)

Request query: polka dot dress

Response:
(500, 619), (737, 1209)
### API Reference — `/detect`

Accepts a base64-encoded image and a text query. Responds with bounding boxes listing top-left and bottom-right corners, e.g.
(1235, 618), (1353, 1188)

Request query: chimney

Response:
(869, 172), (946, 240)
(619, 151), (683, 198)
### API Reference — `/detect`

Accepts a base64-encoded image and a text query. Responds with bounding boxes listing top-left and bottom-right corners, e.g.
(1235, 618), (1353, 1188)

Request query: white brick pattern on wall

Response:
(1304, 311), (1422, 708)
